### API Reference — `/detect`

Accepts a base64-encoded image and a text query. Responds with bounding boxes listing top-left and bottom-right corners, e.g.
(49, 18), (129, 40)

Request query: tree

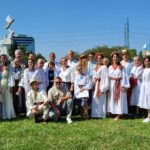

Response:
(35, 53), (47, 62)
(138, 51), (143, 62)
(128, 49), (137, 59)
(81, 45), (137, 61)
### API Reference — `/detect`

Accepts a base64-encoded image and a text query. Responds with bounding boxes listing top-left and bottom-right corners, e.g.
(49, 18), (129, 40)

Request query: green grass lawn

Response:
(0, 117), (150, 150)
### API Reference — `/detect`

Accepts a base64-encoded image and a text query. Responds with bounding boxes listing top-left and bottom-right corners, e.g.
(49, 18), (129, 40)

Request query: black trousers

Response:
(12, 80), (26, 115)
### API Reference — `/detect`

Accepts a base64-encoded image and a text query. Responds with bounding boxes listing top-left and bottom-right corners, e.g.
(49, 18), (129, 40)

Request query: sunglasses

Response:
(55, 81), (61, 84)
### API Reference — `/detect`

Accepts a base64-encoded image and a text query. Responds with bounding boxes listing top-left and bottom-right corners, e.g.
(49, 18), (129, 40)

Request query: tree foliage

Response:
(79, 45), (137, 61)
(35, 53), (47, 62)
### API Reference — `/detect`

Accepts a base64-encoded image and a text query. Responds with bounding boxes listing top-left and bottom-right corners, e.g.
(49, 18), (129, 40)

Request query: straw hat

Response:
(29, 78), (38, 86)
(122, 49), (129, 55)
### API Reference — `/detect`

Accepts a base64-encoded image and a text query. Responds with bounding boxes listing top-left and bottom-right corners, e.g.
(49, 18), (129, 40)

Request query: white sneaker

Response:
(66, 117), (73, 124)
(143, 118), (150, 123)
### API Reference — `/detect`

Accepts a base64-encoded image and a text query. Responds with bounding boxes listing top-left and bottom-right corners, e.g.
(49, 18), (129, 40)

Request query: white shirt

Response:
(67, 59), (78, 71)
(59, 67), (72, 82)
(121, 60), (133, 77)
(26, 89), (48, 116)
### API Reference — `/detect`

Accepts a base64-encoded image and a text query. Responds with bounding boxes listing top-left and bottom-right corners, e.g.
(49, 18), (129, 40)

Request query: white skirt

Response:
(91, 91), (106, 118)
(138, 83), (150, 109)
(2, 88), (16, 119)
(130, 84), (141, 106)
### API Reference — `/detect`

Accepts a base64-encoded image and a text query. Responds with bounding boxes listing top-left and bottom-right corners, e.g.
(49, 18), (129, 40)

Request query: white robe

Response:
(26, 89), (49, 117)
(121, 60), (133, 77)
(138, 68), (150, 109)
(91, 65), (109, 118)
(107, 66), (130, 114)
(87, 61), (96, 79)
(59, 67), (72, 82)
(0, 66), (16, 119)
(19, 68), (35, 95)
(74, 73), (92, 99)
(130, 66), (143, 106)
(32, 68), (47, 92)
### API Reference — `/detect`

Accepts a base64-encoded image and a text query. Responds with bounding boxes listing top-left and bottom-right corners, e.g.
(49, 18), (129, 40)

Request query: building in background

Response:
(12, 34), (35, 53)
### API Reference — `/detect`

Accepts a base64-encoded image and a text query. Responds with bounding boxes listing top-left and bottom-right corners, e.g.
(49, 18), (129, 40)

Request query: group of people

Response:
(0, 48), (150, 124)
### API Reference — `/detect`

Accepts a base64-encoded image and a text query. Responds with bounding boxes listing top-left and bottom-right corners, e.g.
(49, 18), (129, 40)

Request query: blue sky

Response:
(0, 0), (150, 60)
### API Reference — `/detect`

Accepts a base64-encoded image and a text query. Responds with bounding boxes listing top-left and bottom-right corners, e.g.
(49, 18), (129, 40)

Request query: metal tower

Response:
(124, 18), (129, 48)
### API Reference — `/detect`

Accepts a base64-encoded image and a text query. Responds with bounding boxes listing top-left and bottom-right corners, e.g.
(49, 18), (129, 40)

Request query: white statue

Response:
(2, 15), (15, 45)
(0, 15), (15, 60)
(5, 15), (14, 29)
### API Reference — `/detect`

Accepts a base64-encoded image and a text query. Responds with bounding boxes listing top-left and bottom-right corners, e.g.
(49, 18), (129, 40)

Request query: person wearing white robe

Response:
(18, 59), (35, 96)
(91, 53), (109, 118)
(67, 50), (78, 72)
(120, 49), (133, 114)
(74, 64), (92, 118)
(9, 50), (26, 115)
(130, 57), (143, 107)
(138, 57), (150, 123)
(107, 51), (130, 120)
(0, 54), (16, 119)
(17, 59), (35, 116)
(26, 78), (50, 123)
(120, 49), (133, 77)
(32, 58), (47, 92)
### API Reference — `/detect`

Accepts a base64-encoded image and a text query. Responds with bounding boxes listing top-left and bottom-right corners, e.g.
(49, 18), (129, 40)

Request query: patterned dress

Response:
(0, 64), (16, 119)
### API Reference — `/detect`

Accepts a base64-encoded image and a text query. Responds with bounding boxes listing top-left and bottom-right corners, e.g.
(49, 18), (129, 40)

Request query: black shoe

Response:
(34, 114), (40, 123)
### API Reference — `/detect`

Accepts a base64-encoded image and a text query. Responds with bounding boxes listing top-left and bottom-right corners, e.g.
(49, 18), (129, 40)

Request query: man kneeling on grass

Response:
(48, 77), (73, 124)
(26, 78), (50, 123)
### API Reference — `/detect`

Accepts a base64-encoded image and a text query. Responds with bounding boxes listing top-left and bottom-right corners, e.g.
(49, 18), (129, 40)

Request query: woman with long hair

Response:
(138, 56), (150, 123)
(91, 53), (109, 118)
(0, 53), (16, 119)
(107, 51), (130, 120)
(18, 59), (35, 97)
